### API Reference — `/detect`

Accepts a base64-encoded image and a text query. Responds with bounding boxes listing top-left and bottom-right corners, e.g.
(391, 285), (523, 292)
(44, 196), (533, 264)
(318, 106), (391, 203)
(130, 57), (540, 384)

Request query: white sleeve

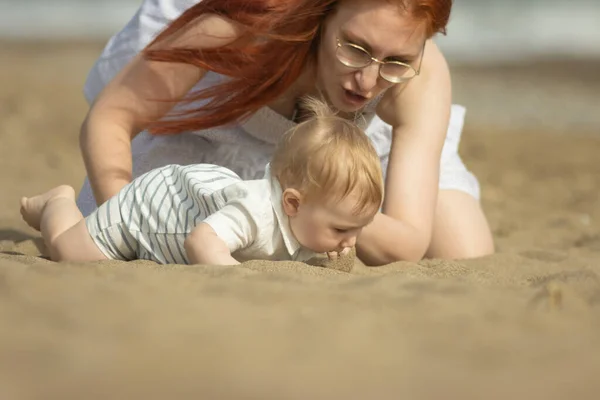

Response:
(84, 0), (201, 103)
(202, 203), (261, 254)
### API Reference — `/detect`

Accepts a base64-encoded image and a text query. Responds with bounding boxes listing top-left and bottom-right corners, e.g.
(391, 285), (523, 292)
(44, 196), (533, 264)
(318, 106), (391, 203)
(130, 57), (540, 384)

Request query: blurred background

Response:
(2, 0), (599, 60)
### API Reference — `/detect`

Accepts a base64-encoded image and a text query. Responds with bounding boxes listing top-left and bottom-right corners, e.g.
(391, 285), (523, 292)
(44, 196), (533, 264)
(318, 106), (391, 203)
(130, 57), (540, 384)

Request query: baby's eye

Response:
(334, 228), (348, 233)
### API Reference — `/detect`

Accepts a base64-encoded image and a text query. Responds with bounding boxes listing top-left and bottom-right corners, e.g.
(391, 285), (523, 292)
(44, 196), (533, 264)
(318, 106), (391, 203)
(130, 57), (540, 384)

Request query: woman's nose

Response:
(355, 63), (380, 92)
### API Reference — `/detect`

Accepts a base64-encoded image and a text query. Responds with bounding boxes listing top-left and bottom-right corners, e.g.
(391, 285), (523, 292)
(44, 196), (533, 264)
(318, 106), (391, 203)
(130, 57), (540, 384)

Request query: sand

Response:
(1, 41), (600, 399)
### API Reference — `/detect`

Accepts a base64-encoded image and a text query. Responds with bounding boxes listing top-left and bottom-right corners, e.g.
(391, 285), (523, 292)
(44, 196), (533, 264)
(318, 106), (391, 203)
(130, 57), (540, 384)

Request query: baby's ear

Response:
(281, 188), (302, 217)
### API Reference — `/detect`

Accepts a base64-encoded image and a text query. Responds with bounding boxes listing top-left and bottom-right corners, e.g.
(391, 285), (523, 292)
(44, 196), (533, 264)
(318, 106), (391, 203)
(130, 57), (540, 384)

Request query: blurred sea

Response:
(1, 0), (599, 64)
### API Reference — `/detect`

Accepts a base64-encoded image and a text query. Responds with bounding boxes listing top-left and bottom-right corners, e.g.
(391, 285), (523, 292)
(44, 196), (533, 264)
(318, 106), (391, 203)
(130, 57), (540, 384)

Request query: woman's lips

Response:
(342, 88), (368, 107)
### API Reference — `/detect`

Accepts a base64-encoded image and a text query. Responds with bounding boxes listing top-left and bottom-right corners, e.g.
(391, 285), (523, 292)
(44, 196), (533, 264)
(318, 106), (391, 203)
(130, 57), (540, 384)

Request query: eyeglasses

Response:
(335, 37), (425, 84)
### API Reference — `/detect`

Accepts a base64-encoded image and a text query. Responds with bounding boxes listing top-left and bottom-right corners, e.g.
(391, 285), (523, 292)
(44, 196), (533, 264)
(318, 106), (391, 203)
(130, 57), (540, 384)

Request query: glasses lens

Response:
(380, 62), (417, 83)
(336, 44), (371, 68)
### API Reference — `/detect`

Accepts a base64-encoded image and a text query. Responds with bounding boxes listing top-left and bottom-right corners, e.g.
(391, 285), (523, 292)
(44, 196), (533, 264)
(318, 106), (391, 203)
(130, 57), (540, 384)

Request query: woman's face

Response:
(317, 0), (427, 112)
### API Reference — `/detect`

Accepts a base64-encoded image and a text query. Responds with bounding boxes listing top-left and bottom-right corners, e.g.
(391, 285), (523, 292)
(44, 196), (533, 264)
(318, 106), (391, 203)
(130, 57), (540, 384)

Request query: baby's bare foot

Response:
(20, 185), (75, 231)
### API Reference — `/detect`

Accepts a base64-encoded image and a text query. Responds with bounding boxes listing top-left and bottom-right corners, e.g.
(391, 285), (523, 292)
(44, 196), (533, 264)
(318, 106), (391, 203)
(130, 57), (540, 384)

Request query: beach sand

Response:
(1, 41), (600, 399)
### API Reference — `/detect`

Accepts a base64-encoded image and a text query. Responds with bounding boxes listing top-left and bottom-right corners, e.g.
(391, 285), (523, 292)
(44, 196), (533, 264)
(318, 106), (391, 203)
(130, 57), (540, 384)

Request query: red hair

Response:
(144, 0), (452, 135)
(407, 0), (452, 36)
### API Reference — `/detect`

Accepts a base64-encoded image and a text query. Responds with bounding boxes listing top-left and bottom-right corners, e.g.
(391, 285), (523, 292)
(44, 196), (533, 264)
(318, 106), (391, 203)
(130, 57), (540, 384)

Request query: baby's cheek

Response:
(310, 231), (332, 249)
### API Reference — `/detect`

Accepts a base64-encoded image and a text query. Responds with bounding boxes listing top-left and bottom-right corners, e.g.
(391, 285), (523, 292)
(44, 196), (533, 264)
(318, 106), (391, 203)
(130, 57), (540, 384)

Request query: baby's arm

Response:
(188, 189), (260, 265)
(184, 223), (240, 266)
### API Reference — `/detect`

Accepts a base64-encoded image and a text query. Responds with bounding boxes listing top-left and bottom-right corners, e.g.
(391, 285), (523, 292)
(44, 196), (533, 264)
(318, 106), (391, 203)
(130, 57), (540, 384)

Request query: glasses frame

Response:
(335, 37), (426, 83)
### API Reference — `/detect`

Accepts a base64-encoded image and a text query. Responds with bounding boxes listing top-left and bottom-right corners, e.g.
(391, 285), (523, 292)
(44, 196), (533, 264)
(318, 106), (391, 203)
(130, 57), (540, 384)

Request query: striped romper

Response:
(85, 164), (317, 264)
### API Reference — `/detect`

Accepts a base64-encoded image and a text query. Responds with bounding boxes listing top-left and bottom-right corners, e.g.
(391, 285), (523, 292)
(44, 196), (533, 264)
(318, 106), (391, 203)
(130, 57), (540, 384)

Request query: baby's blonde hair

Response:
(270, 97), (384, 215)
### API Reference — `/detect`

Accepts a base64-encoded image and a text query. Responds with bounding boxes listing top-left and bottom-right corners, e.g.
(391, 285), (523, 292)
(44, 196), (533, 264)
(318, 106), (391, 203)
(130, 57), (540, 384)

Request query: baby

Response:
(20, 98), (384, 266)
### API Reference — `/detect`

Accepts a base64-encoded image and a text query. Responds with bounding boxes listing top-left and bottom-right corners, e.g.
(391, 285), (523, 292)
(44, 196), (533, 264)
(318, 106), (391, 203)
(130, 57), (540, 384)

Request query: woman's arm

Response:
(356, 40), (452, 265)
(80, 14), (243, 205)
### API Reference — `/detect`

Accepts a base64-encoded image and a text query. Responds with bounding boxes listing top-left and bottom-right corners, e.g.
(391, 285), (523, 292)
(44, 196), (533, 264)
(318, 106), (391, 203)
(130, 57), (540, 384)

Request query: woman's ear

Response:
(282, 188), (303, 217)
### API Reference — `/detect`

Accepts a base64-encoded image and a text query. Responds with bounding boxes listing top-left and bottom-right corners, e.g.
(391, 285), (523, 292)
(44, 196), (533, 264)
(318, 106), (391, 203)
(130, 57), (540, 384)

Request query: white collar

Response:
(264, 164), (303, 258)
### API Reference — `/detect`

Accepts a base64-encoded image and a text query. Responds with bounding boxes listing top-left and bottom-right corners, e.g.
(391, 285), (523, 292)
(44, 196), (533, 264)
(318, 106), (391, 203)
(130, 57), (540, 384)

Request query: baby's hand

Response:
(326, 247), (352, 261)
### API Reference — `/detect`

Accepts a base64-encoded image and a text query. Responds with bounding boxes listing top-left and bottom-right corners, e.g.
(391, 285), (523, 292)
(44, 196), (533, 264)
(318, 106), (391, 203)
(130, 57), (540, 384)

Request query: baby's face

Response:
(289, 193), (377, 254)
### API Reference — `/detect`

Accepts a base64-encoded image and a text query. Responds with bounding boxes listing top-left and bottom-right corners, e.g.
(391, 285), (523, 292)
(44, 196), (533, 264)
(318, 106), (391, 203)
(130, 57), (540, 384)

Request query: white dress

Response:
(77, 0), (480, 217)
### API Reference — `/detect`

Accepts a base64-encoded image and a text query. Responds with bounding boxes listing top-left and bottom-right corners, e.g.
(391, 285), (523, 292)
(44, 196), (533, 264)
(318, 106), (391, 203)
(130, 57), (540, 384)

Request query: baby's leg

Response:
(20, 185), (106, 262)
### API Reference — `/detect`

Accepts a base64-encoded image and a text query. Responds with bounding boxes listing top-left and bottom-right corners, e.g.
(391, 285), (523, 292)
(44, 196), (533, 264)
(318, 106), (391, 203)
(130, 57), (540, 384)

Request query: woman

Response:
(77, 0), (494, 265)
